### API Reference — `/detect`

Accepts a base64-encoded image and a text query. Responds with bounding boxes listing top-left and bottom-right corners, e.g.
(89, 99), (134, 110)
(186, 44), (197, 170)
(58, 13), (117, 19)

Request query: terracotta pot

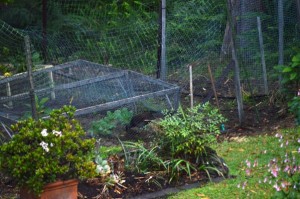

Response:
(20, 179), (78, 199)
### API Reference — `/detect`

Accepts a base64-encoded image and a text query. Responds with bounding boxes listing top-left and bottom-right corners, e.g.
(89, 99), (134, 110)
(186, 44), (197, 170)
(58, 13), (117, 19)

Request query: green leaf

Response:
(282, 67), (292, 73)
(292, 53), (300, 63)
(289, 73), (297, 80)
(39, 97), (49, 105)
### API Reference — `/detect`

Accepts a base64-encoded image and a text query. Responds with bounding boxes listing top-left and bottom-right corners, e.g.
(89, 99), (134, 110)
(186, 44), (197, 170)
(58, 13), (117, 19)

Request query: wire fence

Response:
(0, 0), (299, 122)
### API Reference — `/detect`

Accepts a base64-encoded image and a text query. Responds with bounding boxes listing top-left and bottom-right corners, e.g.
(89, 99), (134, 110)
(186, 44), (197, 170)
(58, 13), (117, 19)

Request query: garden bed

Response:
(0, 94), (293, 199)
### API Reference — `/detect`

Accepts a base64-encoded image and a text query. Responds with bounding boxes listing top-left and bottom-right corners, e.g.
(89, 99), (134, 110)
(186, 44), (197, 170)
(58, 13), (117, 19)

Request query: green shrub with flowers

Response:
(0, 105), (97, 195)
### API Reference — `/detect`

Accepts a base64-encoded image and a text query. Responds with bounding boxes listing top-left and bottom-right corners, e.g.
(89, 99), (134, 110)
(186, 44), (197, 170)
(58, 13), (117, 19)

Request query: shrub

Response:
(275, 51), (300, 125)
(156, 102), (227, 159)
(0, 105), (97, 195)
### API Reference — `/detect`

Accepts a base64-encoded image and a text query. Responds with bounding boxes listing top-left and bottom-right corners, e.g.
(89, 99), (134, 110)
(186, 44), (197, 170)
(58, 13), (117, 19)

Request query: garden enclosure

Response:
(0, 59), (180, 128)
(0, 0), (299, 124)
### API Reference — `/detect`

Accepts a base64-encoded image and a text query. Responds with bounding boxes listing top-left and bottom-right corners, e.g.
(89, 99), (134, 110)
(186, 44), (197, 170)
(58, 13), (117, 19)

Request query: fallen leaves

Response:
(196, 193), (210, 199)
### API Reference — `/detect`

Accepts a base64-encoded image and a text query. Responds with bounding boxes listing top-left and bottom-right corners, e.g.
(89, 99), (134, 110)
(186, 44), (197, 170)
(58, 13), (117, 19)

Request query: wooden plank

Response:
(74, 87), (180, 116)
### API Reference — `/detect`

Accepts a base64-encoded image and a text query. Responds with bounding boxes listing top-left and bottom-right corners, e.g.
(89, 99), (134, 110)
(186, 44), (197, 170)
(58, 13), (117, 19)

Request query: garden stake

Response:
(208, 64), (220, 110)
(189, 64), (194, 109)
(25, 35), (38, 120)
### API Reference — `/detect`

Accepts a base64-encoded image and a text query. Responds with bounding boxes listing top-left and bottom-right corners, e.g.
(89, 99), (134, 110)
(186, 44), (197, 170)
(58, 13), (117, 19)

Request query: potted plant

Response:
(0, 105), (97, 198)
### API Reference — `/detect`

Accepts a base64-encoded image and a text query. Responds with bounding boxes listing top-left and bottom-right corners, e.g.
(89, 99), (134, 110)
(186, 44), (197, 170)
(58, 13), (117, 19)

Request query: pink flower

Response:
(242, 181), (247, 189)
(253, 160), (258, 167)
(274, 183), (281, 191)
(298, 89), (300, 96)
(281, 181), (290, 189)
(284, 165), (290, 173)
(246, 169), (251, 176)
(271, 166), (279, 177)
(245, 159), (251, 168)
(293, 166), (298, 173)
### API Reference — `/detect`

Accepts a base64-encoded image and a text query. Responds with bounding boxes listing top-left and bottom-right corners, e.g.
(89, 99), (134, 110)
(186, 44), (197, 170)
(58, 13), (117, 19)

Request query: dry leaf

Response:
(196, 193), (210, 199)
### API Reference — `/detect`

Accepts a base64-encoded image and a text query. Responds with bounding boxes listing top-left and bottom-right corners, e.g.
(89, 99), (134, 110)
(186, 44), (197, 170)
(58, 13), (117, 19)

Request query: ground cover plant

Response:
(168, 126), (300, 199)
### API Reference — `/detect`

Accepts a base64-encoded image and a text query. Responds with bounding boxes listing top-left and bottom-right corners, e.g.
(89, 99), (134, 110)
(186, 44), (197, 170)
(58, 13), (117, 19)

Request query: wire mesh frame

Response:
(0, 59), (180, 125)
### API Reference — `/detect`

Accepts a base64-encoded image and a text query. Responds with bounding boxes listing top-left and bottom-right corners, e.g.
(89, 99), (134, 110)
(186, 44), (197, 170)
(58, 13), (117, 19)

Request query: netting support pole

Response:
(278, 0), (284, 83)
(42, 0), (48, 64)
(48, 71), (56, 100)
(227, 0), (244, 125)
(25, 36), (38, 120)
(257, 17), (268, 95)
(157, 0), (167, 80)
(189, 64), (194, 109)
(208, 64), (220, 109)
(6, 82), (13, 108)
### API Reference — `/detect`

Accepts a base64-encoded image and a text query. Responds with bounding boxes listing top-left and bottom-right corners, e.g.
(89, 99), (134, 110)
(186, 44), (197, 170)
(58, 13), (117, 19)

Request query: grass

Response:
(167, 127), (300, 199)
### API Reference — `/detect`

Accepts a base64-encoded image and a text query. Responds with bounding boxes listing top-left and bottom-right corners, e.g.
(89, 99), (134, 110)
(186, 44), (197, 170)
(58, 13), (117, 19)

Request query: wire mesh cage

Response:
(0, 60), (180, 131)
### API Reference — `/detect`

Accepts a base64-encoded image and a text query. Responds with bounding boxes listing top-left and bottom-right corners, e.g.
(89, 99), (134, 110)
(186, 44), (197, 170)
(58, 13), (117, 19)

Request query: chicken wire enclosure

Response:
(0, 60), (180, 126)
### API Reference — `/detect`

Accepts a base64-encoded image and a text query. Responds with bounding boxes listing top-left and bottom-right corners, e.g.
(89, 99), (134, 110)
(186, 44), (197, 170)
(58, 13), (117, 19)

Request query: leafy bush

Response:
(275, 51), (300, 125)
(156, 102), (227, 159)
(89, 108), (133, 137)
(119, 103), (228, 184)
(23, 95), (51, 119)
(0, 106), (97, 195)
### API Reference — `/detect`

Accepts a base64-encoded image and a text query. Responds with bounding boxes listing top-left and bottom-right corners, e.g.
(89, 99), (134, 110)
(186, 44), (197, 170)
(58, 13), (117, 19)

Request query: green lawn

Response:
(168, 127), (300, 199)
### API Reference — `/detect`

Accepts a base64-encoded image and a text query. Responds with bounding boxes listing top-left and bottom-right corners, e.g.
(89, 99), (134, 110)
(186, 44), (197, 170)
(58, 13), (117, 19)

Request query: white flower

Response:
(39, 141), (49, 152)
(96, 165), (104, 174)
(41, 129), (48, 137)
(52, 130), (62, 137)
(44, 147), (49, 152)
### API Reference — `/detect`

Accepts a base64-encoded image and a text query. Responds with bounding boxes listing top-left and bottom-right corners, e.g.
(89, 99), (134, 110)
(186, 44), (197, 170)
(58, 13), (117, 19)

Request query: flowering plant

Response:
(0, 105), (96, 195)
(239, 127), (300, 198)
